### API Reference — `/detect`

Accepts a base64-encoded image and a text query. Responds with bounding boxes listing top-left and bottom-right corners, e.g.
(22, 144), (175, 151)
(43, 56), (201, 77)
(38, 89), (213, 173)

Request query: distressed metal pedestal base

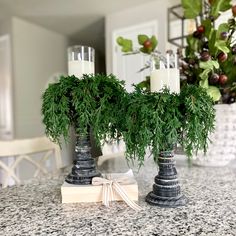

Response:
(146, 150), (188, 207)
(146, 192), (188, 207)
(66, 168), (101, 185)
(66, 132), (101, 185)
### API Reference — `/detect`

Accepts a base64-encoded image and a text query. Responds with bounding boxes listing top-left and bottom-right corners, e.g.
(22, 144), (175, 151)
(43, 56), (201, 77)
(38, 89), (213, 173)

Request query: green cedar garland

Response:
(119, 85), (215, 165)
(179, 85), (215, 156)
(42, 74), (126, 146)
(42, 74), (215, 166)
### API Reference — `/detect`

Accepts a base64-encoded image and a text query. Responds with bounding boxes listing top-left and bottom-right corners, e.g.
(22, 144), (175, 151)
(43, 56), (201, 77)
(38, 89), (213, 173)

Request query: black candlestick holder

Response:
(146, 150), (188, 207)
(66, 131), (101, 185)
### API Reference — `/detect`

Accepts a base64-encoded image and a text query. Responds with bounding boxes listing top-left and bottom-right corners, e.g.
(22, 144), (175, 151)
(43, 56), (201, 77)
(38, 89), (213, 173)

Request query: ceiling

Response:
(0, 0), (166, 54)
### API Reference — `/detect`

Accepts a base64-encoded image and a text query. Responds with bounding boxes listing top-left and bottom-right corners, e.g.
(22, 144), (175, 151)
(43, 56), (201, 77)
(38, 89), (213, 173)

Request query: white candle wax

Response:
(150, 69), (169, 92)
(169, 68), (180, 93)
(150, 68), (180, 93)
(68, 60), (95, 78)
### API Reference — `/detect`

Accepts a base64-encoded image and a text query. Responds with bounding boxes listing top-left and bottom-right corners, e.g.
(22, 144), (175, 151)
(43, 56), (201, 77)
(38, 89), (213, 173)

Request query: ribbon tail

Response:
(102, 183), (109, 207)
(113, 182), (142, 211)
(109, 183), (114, 202)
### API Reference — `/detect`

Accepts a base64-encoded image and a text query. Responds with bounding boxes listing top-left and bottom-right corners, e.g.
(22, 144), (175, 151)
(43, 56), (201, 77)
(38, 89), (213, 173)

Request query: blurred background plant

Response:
(117, 34), (176, 91)
(179, 0), (236, 103)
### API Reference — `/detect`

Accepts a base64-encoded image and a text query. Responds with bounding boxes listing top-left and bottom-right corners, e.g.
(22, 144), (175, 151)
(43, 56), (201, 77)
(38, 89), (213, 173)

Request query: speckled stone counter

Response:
(0, 160), (236, 236)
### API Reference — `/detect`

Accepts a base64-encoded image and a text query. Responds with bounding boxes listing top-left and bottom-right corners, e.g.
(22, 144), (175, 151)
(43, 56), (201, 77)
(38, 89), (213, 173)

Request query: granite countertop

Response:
(0, 159), (236, 236)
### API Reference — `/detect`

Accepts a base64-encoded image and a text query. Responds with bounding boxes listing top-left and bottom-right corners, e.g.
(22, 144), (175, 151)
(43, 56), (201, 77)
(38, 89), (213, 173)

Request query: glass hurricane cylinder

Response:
(68, 45), (95, 78)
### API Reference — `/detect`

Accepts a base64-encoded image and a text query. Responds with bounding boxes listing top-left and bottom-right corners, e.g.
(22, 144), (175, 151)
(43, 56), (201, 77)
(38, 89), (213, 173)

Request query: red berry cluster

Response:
(179, 2), (236, 104)
(209, 73), (227, 86)
(185, 23), (230, 87)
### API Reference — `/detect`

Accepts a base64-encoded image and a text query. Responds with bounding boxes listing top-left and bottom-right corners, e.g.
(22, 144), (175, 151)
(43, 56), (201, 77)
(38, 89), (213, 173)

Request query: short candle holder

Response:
(146, 150), (188, 207)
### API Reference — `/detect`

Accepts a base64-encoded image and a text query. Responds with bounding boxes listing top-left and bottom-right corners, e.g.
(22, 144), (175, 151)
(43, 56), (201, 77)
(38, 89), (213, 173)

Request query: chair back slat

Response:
(0, 136), (62, 188)
(0, 137), (58, 156)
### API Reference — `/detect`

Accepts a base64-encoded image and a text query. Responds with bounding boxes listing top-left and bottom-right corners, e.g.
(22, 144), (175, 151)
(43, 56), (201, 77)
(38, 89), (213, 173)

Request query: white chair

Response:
(0, 136), (62, 188)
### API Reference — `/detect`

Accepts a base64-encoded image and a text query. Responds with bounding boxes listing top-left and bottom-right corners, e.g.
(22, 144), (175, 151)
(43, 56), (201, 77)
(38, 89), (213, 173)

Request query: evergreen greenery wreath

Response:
(42, 74), (126, 146)
(42, 74), (215, 166)
(118, 85), (215, 166)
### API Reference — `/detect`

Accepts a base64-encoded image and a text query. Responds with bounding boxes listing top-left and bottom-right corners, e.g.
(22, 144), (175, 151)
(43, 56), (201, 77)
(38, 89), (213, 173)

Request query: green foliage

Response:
(207, 86), (222, 101)
(139, 35), (158, 54)
(42, 75), (215, 167)
(42, 76), (76, 144)
(179, 85), (215, 156)
(214, 40), (230, 54)
(150, 36), (158, 51)
(210, 0), (231, 19)
(186, 35), (199, 57)
(202, 19), (213, 39)
(180, 0), (236, 103)
(199, 60), (221, 96)
(116, 34), (158, 90)
(138, 35), (149, 45)
(182, 0), (231, 19)
(199, 60), (219, 70)
(117, 34), (158, 54)
(208, 30), (217, 56)
(42, 74), (127, 146)
(136, 76), (150, 91)
(216, 23), (229, 39)
(181, 0), (202, 18)
(121, 88), (182, 165)
(116, 36), (133, 52)
(120, 85), (215, 166)
(199, 68), (211, 88)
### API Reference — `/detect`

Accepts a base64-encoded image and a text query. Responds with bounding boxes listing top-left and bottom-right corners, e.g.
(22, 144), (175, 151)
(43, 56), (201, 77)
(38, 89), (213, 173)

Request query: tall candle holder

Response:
(116, 34), (214, 208)
(148, 54), (186, 207)
(66, 46), (100, 185)
(119, 84), (215, 208)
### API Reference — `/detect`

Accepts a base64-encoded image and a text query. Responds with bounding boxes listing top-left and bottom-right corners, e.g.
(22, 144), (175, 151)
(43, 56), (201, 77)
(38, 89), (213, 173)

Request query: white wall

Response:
(10, 18), (72, 179)
(105, 0), (176, 74)
(0, 20), (14, 140)
(0, 20), (12, 36)
(0, 18), (73, 182)
(11, 17), (68, 139)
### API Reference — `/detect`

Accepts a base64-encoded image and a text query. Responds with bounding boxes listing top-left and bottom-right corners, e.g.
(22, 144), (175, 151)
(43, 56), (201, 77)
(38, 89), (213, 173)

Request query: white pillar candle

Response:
(169, 68), (180, 93)
(150, 69), (169, 92)
(150, 68), (180, 93)
(150, 53), (180, 94)
(68, 60), (95, 78)
(67, 45), (95, 78)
